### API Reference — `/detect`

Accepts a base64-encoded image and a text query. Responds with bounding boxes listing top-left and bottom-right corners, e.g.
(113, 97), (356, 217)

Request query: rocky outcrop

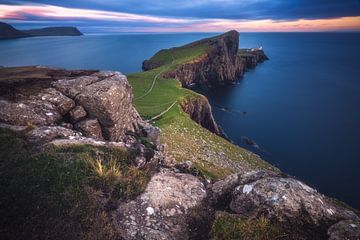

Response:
(143, 30), (268, 87)
(0, 66), (154, 143)
(0, 21), (82, 40)
(112, 171), (207, 240)
(180, 95), (222, 135)
(210, 170), (360, 239)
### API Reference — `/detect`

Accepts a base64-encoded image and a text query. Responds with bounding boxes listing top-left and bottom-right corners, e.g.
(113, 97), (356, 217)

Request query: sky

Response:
(1, 0), (360, 32)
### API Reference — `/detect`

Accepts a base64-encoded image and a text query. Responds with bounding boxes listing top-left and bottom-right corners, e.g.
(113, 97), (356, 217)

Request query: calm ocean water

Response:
(0, 32), (359, 208)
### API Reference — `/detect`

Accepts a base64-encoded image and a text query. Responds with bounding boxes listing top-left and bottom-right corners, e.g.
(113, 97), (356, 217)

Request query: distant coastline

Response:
(0, 22), (82, 40)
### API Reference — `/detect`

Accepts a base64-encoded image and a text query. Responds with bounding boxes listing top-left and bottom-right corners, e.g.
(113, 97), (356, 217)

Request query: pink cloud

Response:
(1, 3), (359, 32)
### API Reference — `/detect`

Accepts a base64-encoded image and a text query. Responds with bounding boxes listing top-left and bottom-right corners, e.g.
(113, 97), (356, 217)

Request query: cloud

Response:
(1, 3), (360, 32)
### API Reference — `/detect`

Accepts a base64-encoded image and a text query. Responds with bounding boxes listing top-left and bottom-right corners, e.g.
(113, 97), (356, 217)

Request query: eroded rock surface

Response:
(210, 170), (360, 239)
(144, 30), (268, 87)
(0, 66), (143, 143)
(113, 171), (207, 240)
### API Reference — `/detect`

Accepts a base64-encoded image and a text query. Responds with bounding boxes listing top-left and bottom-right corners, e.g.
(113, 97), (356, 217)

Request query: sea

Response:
(1, 32), (359, 208)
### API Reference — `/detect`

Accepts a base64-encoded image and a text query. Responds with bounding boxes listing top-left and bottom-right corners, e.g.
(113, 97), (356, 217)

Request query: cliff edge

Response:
(143, 30), (268, 87)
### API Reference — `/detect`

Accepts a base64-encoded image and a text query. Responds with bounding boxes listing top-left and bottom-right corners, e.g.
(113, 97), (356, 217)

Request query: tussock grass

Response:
(211, 214), (288, 240)
(0, 129), (151, 240)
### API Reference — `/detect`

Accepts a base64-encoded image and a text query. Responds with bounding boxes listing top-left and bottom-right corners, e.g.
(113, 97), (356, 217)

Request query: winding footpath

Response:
(134, 56), (176, 101)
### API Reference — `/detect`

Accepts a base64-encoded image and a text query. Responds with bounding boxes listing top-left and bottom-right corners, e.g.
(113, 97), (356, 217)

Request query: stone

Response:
(328, 220), (360, 240)
(210, 170), (282, 206)
(0, 99), (61, 126)
(32, 88), (75, 115)
(141, 123), (161, 146)
(229, 173), (359, 227)
(26, 126), (79, 143)
(53, 75), (100, 99)
(48, 137), (126, 150)
(54, 71), (141, 141)
(113, 172), (207, 240)
(0, 123), (30, 134)
(74, 119), (103, 140)
(69, 105), (87, 123)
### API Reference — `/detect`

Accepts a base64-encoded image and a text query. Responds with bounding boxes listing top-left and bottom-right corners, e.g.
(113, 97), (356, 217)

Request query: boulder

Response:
(229, 173), (359, 227)
(69, 105), (87, 123)
(0, 99), (61, 126)
(113, 172), (207, 240)
(75, 119), (103, 140)
(74, 72), (141, 141)
(328, 220), (360, 240)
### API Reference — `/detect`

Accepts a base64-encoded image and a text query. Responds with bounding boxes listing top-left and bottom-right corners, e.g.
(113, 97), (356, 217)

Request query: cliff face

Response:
(180, 95), (222, 135)
(144, 30), (268, 87)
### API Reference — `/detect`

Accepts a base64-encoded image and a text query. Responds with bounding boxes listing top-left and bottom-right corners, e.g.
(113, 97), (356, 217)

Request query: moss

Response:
(0, 129), (150, 239)
(211, 213), (286, 240)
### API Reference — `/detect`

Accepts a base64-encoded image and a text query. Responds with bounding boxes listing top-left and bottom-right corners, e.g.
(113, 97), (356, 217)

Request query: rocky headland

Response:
(0, 31), (360, 240)
(143, 30), (268, 87)
(0, 22), (82, 40)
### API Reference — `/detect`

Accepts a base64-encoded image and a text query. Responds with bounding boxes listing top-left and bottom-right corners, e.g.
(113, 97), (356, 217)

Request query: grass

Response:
(128, 37), (276, 180)
(211, 213), (287, 240)
(0, 128), (150, 240)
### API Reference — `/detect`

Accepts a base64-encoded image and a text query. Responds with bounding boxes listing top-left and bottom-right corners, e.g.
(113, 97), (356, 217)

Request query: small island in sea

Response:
(0, 22), (82, 40)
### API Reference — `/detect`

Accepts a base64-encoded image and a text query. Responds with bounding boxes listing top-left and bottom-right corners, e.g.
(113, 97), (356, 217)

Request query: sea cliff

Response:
(143, 30), (268, 87)
(0, 31), (359, 240)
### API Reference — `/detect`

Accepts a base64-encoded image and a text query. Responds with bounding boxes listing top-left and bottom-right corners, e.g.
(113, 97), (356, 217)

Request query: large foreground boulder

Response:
(210, 170), (360, 238)
(113, 171), (207, 240)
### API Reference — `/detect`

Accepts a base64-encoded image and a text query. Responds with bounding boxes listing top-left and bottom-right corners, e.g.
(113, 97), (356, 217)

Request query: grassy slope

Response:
(128, 39), (276, 180)
(0, 129), (151, 239)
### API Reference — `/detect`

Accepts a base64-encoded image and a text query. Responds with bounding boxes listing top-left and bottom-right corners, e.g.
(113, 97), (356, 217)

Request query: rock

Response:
(113, 172), (207, 240)
(54, 71), (141, 141)
(229, 173), (359, 227)
(328, 220), (360, 240)
(0, 99), (61, 126)
(69, 105), (87, 123)
(26, 126), (79, 143)
(31, 88), (75, 115)
(53, 75), (100, 99)
(210, 170), (282, 207)
(60, 122), (73, 129)
(74, 72), (141, 141)
(0, 123), (30, 134)
(141, 123), (161, 145)
(74, 119), (103, 140)
(144, 31), (267, 87)
(48, 136), (126, 150)
(180, 95), (222, 135)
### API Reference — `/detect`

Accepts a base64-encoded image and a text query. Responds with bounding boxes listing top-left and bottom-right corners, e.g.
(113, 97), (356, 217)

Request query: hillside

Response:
(0, 22), (82, 39)
(0, 22), (28, 40)
(128, 31), (272, 179)
(23, 27), (83, 36)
